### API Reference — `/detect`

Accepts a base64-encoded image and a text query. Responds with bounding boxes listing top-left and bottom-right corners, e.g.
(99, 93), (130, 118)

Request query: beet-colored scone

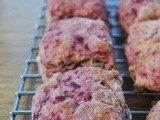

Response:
(37, 17), (115, 82)
(46, 0), (108, 23)
(125, 20), (160, 91)
(118, 0), (160, 33)
(32, 67), (131, 120)
(146, 100), (160, 120)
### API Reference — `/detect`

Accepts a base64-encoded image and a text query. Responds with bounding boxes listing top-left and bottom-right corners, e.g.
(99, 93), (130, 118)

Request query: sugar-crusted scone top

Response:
(38, 17), (115, 81)
(32, 67), (131, 120)
(46, 0), (108, 23)
(147, 101), (160, 120)
(118, 0), (160, 33)
(125, 19), (160, 91)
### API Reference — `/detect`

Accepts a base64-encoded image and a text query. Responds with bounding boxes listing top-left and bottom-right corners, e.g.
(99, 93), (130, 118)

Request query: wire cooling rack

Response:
(10, 0), (160, 120)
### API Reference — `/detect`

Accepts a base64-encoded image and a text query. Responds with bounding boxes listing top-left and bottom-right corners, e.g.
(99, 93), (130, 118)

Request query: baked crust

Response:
(147, 101), (160, 120)
(46, 0), (108, 23)
(32, 67), (131, 120)
(38, 17), (115, 82)
(125, 20), (160, 91)
(118, 0), (160, 33)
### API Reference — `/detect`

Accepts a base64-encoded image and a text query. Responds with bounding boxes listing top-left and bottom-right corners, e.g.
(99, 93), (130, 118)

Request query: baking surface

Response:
(0, 0), (41, 119)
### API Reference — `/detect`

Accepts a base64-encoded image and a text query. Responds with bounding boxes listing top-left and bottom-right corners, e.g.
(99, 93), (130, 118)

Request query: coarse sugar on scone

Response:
(147, 100), (160, 120)
(118, 0), (160, 33)
(32, 67), (131, 120)
(37, 17), (115, 82)
(46, 0), (108, 23)
(125, 19), (160, 91)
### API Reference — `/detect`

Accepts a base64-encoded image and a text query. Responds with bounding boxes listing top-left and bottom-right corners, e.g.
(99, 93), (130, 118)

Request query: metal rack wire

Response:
(10, 0), (160, 120)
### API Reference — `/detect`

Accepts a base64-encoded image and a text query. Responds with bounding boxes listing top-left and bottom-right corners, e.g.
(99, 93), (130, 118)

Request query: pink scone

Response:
(147, 100), (160, 120)
(37, 17), (115, 82)
(118, 0), (160, 33)
(46, 0), (108, 23)
(32, 67), (131, 120)
(125, 20), (160, 91)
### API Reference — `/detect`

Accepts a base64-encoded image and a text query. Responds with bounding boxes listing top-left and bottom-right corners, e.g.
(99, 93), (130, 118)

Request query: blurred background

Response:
(0, 0), (41, 119)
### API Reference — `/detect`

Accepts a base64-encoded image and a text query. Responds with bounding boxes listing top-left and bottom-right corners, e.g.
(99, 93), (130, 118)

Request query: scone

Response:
(46, 0), (108, 23)
(146, 100), (160, 120)
(125, 20), (160, 91)
(32, 67), (131, 120)
(37, 17), (115, 82)
(118, 0), (160, 33)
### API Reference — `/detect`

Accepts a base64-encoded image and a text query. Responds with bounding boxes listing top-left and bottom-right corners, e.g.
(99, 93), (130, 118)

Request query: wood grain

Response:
(0, 0), (41, 119)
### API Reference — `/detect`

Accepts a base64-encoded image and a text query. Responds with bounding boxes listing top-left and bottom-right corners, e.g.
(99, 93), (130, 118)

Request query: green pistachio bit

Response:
(138, 52), (143, 57)
(134, 85), (146, 92)
(129, 66), (134, 72)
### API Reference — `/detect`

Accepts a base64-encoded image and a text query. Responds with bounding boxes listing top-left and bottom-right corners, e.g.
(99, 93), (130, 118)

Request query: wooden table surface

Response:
(0, 0), (41, 119)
